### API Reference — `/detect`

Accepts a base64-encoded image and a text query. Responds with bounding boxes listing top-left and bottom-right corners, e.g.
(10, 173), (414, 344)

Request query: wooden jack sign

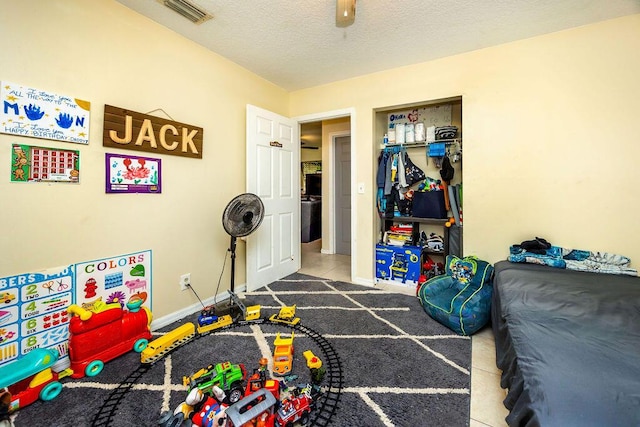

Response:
(103, 105), (203, 158)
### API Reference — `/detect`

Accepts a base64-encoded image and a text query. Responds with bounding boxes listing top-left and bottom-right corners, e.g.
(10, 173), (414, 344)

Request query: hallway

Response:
(298, 240), (351, 282)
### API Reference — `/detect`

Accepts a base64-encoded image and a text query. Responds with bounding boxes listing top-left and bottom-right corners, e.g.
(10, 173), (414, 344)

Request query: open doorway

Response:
(298, 116), (353, 281)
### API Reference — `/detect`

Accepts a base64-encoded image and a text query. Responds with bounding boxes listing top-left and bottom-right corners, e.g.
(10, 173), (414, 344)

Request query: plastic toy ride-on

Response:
(0, 348), (63, 413)
(66, 303), (152, 378)
(184, 361), (247, 404)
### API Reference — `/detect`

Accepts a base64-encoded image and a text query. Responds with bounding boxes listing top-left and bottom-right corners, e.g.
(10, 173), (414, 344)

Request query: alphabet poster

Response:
(105, 153), (161, 193)
(0, 265), (74, 368)
(1, 81), (91, 145)
(11, 143), (80, 183)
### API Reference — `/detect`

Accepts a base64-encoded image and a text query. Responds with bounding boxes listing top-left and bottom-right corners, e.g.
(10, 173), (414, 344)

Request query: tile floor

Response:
(299, 240), (509, 427)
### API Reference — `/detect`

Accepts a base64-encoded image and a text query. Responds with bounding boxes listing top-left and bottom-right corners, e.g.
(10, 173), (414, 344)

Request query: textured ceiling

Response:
(115, 0), (640, 91)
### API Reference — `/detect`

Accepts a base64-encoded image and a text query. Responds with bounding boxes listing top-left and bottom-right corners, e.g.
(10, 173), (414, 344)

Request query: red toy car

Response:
(276, 392), (312, 427)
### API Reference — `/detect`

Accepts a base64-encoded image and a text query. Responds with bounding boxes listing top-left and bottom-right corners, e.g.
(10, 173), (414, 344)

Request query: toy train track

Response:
(91, 364), (151, 427)
(91, 319), (343, 426)
(292, 323), (343, 427)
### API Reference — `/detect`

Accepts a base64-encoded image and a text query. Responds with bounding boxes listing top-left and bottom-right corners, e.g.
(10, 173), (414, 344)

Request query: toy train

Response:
(67, 302), (152, 378)
(140, 322), (196, 364)
(141, 291), (267, 364)
(1, 290), (300, 415)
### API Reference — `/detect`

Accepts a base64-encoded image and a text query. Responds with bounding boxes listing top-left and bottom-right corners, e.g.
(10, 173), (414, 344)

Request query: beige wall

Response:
(300, 148), (322, 163)
(0, 0), (289, 319)
(2, 2), (638, 322)
(290, 14), (640, 283)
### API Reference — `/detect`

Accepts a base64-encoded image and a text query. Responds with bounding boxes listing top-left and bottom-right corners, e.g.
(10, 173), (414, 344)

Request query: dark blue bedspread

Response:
(492, 261), (640, 427)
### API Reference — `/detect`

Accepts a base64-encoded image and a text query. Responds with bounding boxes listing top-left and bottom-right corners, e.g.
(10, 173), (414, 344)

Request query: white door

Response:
(335, 135), (351, 255)
(246, 105), (300, 291)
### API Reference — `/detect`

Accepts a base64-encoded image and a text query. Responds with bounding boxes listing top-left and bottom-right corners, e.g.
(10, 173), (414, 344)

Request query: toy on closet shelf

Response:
(66, 302), (152, 379)
(0, 348), (63, 413)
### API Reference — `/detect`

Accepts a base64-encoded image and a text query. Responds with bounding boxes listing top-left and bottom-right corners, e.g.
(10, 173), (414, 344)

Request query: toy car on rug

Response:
(272, 332), (295, 376)
(184, 361), (247, 404)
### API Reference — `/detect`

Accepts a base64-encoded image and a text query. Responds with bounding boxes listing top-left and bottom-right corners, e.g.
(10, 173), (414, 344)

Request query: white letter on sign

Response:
(109, 115), (133, 144)
(181, 128), (199, 154)
(135, 119), (157, 148)
(159, 124), (179, 150)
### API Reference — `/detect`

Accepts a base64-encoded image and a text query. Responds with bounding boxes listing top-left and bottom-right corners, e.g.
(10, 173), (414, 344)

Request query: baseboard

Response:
(320, 249), (333, 254)
(150, 283), (246, 331)
(351, 276), (374, 287)
(374, 278), (417, 290)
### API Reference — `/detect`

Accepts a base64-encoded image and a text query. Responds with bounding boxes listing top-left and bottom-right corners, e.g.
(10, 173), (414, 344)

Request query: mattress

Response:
(491, 260), (640, 427)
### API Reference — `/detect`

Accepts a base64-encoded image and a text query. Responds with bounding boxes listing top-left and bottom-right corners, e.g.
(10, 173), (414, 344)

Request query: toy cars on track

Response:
(184, 361), (247, 404)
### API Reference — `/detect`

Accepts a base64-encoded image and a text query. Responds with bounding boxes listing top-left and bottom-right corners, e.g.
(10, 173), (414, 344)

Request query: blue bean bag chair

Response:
(418, 255), (494, 336)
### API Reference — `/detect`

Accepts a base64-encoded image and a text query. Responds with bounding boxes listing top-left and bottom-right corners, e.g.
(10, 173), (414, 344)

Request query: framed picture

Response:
(11, 143), (80, 183)
(105, 153), (161, 194)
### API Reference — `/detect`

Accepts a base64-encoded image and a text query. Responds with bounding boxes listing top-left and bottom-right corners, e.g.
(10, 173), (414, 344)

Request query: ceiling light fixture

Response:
(336, 0), (356, 27)
(158, 0), (213, 24)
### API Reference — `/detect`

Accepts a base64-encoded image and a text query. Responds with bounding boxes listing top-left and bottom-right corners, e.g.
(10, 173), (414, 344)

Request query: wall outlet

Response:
(180, 273), (191, 291)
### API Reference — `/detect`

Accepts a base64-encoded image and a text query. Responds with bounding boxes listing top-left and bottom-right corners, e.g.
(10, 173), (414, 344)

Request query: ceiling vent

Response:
(158, 0), (213, 24)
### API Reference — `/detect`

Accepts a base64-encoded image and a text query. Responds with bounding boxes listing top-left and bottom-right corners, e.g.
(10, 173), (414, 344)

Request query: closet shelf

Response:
(379, 215), (449, 226)
(380, 138), (461, 149)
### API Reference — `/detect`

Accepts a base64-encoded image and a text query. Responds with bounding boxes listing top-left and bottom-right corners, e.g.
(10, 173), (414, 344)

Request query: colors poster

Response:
(74, 250), (152, 312)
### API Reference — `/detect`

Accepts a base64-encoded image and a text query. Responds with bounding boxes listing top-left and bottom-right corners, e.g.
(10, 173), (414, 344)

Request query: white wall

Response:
(0, 0), (289, 318)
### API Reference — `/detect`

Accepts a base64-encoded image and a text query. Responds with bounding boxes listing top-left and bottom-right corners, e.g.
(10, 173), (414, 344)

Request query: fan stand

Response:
(216, 193), (264, 316)
(229, 235), (237, 293)
(212, 235), (239, 316)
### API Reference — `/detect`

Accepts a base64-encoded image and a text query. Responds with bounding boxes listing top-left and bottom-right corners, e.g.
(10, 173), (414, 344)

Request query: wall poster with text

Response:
(105, 153), (161, 193)
(1, 81), (91, 144)
(74, 250), (152, 314)
(11, 143), (80, 183)
(0, 266), (74, 368)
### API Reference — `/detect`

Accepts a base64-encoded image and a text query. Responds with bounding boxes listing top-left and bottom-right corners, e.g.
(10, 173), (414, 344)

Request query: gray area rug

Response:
(11, 273), (471, 426)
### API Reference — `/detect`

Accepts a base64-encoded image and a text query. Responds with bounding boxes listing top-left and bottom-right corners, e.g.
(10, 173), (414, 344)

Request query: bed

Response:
(491, 260), (640, 427)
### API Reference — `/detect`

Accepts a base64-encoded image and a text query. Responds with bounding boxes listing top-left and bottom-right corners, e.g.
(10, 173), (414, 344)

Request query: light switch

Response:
(357, 182), (365, 194)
